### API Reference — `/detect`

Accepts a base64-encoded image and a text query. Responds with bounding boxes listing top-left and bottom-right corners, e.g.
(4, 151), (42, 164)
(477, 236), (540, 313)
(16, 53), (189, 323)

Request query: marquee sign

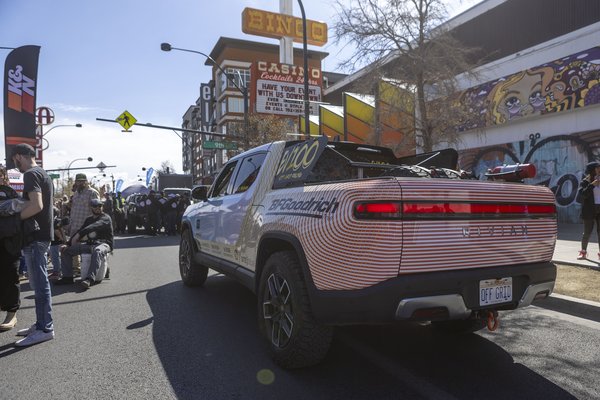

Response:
(251, 61), (322, 117)
(242, 7), (327, 46)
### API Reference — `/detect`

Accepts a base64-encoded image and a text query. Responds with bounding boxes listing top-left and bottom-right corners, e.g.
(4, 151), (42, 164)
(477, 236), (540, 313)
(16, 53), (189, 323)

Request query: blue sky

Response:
(1, 0), (479, 188)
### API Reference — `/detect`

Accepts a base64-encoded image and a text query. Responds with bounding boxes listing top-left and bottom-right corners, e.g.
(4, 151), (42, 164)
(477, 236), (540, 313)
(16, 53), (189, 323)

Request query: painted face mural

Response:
(455, 46), (600, 131)
(490, 70), (546, 123)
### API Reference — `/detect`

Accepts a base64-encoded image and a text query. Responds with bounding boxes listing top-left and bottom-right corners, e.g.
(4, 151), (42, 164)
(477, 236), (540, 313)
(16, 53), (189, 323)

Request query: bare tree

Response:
(159, 160), (176, 174)
(246, 113), (291, 148)
(333, 0), (479, 152)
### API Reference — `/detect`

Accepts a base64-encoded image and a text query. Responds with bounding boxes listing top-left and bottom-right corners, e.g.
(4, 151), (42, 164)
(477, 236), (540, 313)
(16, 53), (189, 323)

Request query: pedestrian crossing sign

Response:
(116, 110), (136, 132)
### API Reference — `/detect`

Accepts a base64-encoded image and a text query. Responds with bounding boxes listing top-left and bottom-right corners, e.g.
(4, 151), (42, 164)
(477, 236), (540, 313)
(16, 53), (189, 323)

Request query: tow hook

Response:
(486, 310), (499, 331)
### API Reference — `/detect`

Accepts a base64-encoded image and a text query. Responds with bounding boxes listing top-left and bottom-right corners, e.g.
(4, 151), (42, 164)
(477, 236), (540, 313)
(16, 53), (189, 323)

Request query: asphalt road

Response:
(1, 235), (599, 400)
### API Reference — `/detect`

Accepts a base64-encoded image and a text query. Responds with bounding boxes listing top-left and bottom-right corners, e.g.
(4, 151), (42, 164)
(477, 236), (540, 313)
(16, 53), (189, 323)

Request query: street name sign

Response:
(203, 141), (238, 150)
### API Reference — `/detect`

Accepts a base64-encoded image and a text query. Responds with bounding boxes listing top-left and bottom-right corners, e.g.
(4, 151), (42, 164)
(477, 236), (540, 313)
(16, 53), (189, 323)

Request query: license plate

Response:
(479, 277), (513, 306)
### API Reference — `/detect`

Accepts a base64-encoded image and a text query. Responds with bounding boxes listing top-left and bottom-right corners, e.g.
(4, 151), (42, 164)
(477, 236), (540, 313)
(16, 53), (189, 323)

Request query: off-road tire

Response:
(258, 251), (333, 368)
(431, 318), (486, 334)
(179, 229), (208, 287)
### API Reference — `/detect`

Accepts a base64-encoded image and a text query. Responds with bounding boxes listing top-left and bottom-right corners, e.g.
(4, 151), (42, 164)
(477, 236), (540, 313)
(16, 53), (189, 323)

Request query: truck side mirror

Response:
(192, 185), (208, 201)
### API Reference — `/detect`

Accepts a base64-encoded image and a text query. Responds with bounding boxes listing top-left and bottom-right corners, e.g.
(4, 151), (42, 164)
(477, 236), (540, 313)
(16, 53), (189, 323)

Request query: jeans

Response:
(23, 241), (53, 332)
(61, 243), (110, 282)
(50, 244), (62, 274)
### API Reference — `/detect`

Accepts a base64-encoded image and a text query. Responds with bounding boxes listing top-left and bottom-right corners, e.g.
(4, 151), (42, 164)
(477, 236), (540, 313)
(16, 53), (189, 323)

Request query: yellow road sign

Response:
(116, 110), (137, 131)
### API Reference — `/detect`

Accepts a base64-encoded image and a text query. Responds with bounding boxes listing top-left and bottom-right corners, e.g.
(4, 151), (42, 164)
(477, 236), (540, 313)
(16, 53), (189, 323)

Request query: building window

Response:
(227, 97), (245, 113)
(219, 99), (227, 118)
(218, 68), (250, 95)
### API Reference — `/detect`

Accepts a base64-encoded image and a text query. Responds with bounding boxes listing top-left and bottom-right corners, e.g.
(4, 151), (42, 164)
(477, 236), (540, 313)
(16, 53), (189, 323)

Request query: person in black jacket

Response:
(56, 198), (113, 289)
(577, 161), (600, 259)
(0, 172), (21, 331)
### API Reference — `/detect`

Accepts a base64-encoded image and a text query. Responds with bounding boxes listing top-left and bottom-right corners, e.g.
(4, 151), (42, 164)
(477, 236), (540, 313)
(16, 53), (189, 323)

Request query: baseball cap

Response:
(90, 198), (104, 207)
(75, 173), (88, 181)
(11, 143), (36, 157)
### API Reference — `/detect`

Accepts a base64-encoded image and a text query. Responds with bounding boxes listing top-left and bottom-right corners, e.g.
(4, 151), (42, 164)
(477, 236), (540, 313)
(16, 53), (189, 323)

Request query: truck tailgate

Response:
(397, 179), (557, 274)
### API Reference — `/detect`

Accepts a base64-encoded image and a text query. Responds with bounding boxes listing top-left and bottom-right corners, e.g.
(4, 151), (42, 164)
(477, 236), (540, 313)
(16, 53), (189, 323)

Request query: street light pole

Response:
(66, 156), (93, 181)
(42, 123), (83, 150)
(297, 0), (311, 139)
(161, 42), (249, 149)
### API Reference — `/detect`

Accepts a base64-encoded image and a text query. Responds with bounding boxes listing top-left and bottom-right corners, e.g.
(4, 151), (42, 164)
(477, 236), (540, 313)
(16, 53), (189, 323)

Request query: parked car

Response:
(163, 187), (192, 198)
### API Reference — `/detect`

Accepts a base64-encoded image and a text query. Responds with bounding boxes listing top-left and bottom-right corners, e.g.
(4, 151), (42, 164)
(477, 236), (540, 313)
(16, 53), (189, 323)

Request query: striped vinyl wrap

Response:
(398, 180), (556, 274)
(261, 178), (557, 291)
(262, 179), (403, 291)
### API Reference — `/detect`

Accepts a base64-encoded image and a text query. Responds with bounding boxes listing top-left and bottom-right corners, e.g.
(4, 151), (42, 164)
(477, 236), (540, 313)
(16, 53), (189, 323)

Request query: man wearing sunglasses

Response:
(56, 198), (113, 289)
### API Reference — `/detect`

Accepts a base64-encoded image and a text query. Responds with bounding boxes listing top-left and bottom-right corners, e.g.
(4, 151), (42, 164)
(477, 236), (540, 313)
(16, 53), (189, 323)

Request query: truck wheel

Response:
(431, 318), (486, 334)
(179, 230), (208, 287)
(127, 219), (136, 234)
(258, 251), (333, 368)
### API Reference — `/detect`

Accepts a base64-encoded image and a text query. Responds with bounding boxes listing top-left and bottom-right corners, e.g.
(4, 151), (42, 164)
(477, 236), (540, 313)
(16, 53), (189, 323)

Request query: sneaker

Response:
(54, 277), (74, 285)
(577, 250), (587, 260)
(80, 278), (93, 289)
(16, 324), (37, 336)
(0, 313), (17, 331)
(15, 329), (54, 347)
(104, 267), (110, 279)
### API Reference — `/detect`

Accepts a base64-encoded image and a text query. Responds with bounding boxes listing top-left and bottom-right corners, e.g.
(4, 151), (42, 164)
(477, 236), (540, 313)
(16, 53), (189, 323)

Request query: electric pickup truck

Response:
(179, 137), (557, 368)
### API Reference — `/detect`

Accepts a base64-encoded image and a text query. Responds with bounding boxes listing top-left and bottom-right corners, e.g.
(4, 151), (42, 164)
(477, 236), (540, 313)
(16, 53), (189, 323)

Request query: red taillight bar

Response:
(354, 201), (556, 220)
(402, 203), (556, 215)
(354, 202), (402, 219)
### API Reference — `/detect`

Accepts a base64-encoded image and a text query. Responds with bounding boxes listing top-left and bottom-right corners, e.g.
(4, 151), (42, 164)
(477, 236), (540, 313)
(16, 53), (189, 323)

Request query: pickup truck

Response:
(179, 137), (557, 368)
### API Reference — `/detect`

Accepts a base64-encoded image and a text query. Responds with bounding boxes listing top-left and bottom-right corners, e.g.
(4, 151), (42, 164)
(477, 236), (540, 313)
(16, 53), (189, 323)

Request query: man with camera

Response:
(56, 198), (113, 289)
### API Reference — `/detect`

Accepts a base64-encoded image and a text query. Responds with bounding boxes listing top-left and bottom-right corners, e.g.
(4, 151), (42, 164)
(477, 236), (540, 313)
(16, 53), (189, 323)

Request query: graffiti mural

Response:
(457, 47), (600, 131)
(458, 131), (600, 223)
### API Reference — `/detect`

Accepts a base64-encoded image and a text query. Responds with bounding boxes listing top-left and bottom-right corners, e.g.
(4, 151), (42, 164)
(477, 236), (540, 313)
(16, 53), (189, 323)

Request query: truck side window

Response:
(212, 161), (237, 197)
(232, 153), (266, 194)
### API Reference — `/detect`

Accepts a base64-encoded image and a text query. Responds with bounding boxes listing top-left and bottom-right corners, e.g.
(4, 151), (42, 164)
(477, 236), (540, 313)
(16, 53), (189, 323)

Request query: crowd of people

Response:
(0, 143), (193, 348)
(131, 190), (191, 236)
(0, 145), (114, 347)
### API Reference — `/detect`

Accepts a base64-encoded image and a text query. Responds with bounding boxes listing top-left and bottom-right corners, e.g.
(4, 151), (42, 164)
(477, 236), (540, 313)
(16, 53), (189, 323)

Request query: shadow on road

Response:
(537, 296), (600, 322)
(113, 234), (180, 250)
(145, 275), (577, 400)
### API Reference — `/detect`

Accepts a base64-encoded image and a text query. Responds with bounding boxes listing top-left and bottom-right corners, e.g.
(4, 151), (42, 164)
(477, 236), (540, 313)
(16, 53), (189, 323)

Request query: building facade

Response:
(321, 0), (600, 222)
(181, 37), (341, 184)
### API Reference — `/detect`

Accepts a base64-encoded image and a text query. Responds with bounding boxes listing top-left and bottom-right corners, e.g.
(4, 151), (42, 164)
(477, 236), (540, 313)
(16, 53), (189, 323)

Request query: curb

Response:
(551, 259), (600, 271)
(541, 293), (600, 322)
(550, 293), (600, 308)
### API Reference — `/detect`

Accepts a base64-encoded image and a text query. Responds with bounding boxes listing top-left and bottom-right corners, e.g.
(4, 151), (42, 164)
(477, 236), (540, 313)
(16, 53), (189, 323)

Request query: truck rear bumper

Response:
(308, 261), (556, 325)
(394, 280), (554, 320)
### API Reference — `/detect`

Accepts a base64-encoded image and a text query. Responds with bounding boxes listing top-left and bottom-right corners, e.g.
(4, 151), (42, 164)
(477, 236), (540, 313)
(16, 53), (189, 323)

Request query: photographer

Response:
(56, 198), (113, 289)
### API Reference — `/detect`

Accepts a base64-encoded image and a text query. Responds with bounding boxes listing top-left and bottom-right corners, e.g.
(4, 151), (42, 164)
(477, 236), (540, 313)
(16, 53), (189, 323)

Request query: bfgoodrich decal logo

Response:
(7, 65), (35, 114)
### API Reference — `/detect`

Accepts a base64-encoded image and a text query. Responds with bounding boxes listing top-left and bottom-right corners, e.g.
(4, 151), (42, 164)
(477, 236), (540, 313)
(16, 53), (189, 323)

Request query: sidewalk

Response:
(554, 222), (600, 271)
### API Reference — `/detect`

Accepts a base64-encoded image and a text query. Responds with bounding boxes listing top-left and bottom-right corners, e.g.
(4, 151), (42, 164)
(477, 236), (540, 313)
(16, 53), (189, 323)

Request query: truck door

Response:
(195, 161), (238, 254)
(219, 153), (266, 263)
